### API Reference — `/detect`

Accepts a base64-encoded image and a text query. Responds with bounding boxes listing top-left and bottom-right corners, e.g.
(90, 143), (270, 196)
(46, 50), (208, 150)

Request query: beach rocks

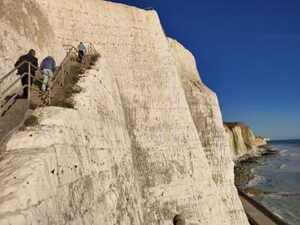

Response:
(243, 187), (272, 196)
(234, 161), (256, 187)
(234, 147), (279, 187)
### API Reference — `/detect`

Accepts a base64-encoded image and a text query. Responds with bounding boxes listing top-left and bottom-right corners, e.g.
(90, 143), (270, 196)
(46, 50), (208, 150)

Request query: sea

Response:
(247, 139), (300, 225)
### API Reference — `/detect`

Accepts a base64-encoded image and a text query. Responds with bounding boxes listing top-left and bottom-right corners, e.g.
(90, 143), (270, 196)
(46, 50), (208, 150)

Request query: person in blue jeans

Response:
(40, 56), (56, 91)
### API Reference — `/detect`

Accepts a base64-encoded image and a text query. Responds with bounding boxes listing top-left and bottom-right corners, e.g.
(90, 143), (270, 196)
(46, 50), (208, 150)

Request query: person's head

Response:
(45, 56), (54, 61)
(28, 49), (36, 56)
(173, 215), (185, 225)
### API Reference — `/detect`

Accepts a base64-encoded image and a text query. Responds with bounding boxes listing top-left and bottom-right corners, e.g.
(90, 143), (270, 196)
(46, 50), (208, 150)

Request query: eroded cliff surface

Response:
(224, 122), (269, 158)
(0, 0), (249, 224)
(169, 39), (247, 224)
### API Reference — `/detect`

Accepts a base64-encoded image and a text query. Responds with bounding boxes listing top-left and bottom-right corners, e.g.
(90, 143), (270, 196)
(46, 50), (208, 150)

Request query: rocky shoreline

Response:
(234, 145), (278, 192)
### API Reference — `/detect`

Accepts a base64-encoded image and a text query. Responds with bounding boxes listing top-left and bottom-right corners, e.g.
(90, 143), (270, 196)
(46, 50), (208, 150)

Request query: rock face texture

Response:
(255, 136), (270, 147)
(0, 0), (249, 225)
(169, 40), (247, 224)
(224, 122), (268, 158)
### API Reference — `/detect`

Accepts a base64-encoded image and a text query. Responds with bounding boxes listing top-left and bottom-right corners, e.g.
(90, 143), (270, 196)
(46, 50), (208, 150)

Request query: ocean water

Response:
(247, 139), (300, 225)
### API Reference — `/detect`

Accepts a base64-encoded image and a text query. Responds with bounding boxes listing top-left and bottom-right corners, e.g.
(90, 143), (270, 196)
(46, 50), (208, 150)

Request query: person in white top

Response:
(78, 42), (86, 63)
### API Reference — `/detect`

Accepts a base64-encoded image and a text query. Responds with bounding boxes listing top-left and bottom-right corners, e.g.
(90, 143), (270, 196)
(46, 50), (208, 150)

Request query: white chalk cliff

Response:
(0, 0), (249, 224)
(224, 122), (269, 159)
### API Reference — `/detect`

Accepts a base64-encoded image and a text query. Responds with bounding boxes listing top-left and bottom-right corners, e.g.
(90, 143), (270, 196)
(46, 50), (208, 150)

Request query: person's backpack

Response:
(14, 57), (25, 75)
(14, 58), (20, 68)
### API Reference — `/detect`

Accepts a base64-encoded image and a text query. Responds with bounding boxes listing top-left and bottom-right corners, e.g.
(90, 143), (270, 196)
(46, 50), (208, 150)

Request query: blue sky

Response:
(112, 0), (300, 140)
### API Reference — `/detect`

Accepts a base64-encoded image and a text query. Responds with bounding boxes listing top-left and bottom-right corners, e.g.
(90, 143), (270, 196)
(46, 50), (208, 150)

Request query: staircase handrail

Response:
(38, 43), (99, 99)
(0, 43), (99, 101)
(0, 43), (99, 112)
(47, 47), (79, 91)
(60, 46), (78, 64)
(0, 42), (99, 146)
(0, 60), (42, 84)
(0, 46), (75, 88)
(87, 42), (100, 56)
(63, 44), (75, 51)
(65, 42), (99, 55)
(0, 71), (52, 114)
(0, 46), (78, 111)
(0, 43), (97, 89)
(80, 43), (100, 69)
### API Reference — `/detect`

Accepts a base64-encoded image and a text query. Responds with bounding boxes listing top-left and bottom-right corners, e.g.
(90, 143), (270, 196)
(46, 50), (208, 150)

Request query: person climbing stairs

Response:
(0, 43), (100, 145)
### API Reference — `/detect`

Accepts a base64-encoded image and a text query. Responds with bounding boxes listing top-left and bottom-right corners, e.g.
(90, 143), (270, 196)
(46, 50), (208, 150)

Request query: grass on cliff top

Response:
(20, 115), (39, 130)
(51, 99), (74, 109)
(24, 115), (39, 127)
(50, 54), (100, 109)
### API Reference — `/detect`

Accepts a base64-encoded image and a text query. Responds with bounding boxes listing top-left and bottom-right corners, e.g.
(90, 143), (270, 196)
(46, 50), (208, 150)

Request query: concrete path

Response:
(239, 194), (277, 225)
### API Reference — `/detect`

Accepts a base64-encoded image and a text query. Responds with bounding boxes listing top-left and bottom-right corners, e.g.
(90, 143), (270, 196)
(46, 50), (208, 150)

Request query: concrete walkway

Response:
(240, 194), (277, 225)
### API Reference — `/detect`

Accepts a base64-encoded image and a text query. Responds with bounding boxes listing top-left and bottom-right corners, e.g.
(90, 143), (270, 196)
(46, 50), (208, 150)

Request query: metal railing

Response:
(0, 61), (50, 116)
(63, 43), (100, 69)
(238, 188), (288, 225)
(0, 42), (99, 117)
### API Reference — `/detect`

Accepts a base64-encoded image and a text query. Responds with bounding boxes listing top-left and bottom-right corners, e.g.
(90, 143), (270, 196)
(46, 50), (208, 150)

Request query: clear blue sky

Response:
(112, 0), (300, 140)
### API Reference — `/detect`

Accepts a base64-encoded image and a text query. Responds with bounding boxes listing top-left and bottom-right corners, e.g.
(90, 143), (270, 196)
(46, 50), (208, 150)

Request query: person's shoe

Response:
(41, 84), (46, 92)
(18, 93), (28, 99)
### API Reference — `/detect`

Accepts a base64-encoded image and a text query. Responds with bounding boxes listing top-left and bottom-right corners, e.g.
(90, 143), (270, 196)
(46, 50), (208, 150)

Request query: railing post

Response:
(28, 64), (31, 107)
(0, 83), (2, 117)
(48, 90), (51, 105)
(61, 64), (64, 87)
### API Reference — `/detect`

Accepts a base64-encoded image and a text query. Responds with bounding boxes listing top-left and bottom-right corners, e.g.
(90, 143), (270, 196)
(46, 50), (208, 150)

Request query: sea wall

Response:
(0, 0), (249, 224)
(224, 122), (268, 158)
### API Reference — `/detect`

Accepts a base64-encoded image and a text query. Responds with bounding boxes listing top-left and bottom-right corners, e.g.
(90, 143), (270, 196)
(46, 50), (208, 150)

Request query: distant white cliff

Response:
(0, 0), (249, 224)
(224, 122), (269, 159)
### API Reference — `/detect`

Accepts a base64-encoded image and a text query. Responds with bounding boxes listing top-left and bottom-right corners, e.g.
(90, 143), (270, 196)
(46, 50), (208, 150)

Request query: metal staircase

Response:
(0, 42), (100, 145)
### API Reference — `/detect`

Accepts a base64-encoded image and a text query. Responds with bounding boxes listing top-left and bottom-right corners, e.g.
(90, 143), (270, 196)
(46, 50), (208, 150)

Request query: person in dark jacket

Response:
(14, 49), (38, 98)
(40, 56), (56, 91)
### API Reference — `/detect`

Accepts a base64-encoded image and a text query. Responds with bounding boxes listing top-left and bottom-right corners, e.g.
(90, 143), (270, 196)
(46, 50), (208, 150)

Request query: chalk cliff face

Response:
(169, 40), (247, 223)
(224, 122), (268, 158)
(255, 136), (270, 147)
(0, 0), (249, 225)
